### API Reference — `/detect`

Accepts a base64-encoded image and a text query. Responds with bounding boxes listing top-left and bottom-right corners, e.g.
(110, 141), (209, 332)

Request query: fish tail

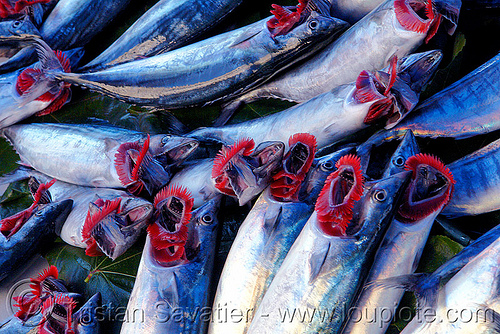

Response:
(16, 38), (73, 114)
(367, 273), (439, 309)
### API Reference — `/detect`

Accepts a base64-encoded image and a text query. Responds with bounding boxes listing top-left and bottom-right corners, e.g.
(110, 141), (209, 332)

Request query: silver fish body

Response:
(223, 0), (440, 109)
(210, 149), (351, 334)
(56, 13), (347, 107)
(191, 50), (442, 149)
(248, 171), (410, 334)
(120, 199), (220, 334)
(81, 0), (243, 71)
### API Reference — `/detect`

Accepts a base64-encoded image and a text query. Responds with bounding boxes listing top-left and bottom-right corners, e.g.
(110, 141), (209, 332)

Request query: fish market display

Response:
(121, 186), (221, 334)
(248, 160), (410, 333)
(48, 8), (348, 108)
(1, 122), (197, 196)
(190, 50), (442, 149)
(81, 0), (244, 71)
(343, 152), (455, 334)
(221, 0), (456, 114)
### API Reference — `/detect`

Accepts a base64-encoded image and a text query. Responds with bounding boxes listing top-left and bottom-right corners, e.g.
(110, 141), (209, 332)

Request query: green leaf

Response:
(0, 180), (32, 219)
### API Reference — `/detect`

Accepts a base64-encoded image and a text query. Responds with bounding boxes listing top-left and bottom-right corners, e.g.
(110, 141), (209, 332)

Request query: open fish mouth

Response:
(315, 155), (364, 236)
(147, 185), (194, 265)
(398, 153), (455, 222)
(271, 133), (317, 201)
(148, 134), (199, 167)
(115, 134), (171, 196)
(82, 196), (153, 260)
(394, 0), (440, 40)
(212, 138), (285, 205)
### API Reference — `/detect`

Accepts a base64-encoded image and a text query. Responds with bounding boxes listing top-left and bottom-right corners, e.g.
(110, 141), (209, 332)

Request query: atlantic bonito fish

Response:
(190, 50), (442, 149)
(44, 4), (348, 108)
(220, 0), (454, 115)
(1, 122), (198, 196)
(398, 232), (500, 333)
(0, 0), (131, 72)
(357, 52), (500, 152)
(81, 0), (244, 71)
(343, 151), (455, 334)
(169, 138), (285, 207)
(0, 185), (72, 281)
(121, 187), (221, 334)
(247, 159), (410, 333)
(210, 133), (325, 334)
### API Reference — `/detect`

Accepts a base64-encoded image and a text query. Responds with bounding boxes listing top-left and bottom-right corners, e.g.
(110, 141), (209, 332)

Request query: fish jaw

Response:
(382, 129), (420, 177)
(148, 134), (199, 167)
(82, 196), (153, 260)
(212, 139), (285, 205)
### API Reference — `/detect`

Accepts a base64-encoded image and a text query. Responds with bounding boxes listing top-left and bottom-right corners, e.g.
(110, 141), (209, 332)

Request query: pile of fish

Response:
(0, 0), (498, 333)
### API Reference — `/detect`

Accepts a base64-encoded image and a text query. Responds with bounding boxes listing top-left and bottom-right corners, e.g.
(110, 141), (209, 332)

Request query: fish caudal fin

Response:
(16, 38), (72, 115)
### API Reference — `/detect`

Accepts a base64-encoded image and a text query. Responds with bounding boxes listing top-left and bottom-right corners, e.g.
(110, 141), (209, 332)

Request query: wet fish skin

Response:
(54, 13), (348, 107)
(210, 147), (353, 334)
(81, 0), (243, 71)
(1, 123), (192, 189)
(222, 0), (444, 109)
(73, 292), (101, 334)
(247, 171), (410, 334)
(360, 52), (500, 149)
(442, 137), (500, 217)
(120, 198), (221, 334)
(0, 199), (73, 282)
(190, 50), (442, 150)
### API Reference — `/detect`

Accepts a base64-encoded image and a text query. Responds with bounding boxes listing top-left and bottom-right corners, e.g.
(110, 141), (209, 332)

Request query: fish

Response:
(247, 164), (410, 333)
(0, 167), (154, 258)
(210, 136), (355, 334)
(0, 195), (73, 281)
(43, 6), (348, 108)
(169, 138), (285, 207)
(0, 43), (84, 128)
(0, 0), (49, 19)
(120, 186), (221, 334)
(342, 152), (455, 334)
(357, 52), (500, 151)
(38, 292), (101, 334)
(0, 0), (131, 73)
(398, 233), (500, 333)
(190, 50), (443, 150)
(0, 15), (41, 44)
(441, 137), (500, 217)
(80, 0), (244, 71)
(220, 0), (453, 115)
(1, 122), (197, 196)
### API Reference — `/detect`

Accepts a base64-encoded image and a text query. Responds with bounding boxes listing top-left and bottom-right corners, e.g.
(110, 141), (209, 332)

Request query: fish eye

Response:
(12, 21), (21, 29)
(320, 160), (334, 171)
(201, 214), (213, 225)
(373, 189), (387, 202)
(393, 156), (405, 167)
(308, 19), (319, 30)
(161, 135), (172, 145)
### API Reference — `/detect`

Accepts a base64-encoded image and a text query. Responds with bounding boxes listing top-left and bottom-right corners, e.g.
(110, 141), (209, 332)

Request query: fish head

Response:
(0, 16), (40, 42)
(398, 153), (455, 222)
(115, 134), (172, 196)
(297, 146), (355, 204)
(267, 0), (349, 40)
(393, 0), (442, 42)
(382, 130), (420, 177)
(348, 170), (412, 236)
(148, 134), (199, 167)
(147, 185), (194, 266)
(315, 154), (365, 236)
(73, 292), (101, 334)
(271, 133), (317, 201)
(353, 50), (441, 130)
(81, 196), (153, 260)
(212, 139), (285, 205)
(38, 294), (77, 334)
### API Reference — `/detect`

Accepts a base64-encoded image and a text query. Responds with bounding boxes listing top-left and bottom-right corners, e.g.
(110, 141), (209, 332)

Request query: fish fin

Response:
(229, 29), (262, 49)
(0, 166), (32, 185)
(159, 271), (180, 308)
(215, 100), (242, 127)
(308, 241), (330, 283)
(471, 303), (500, 332)
(367, 273), (439, 309)
(263, 205), (283, 245)
(433, 0), (461, 34)
(16, 39), (70, 112)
